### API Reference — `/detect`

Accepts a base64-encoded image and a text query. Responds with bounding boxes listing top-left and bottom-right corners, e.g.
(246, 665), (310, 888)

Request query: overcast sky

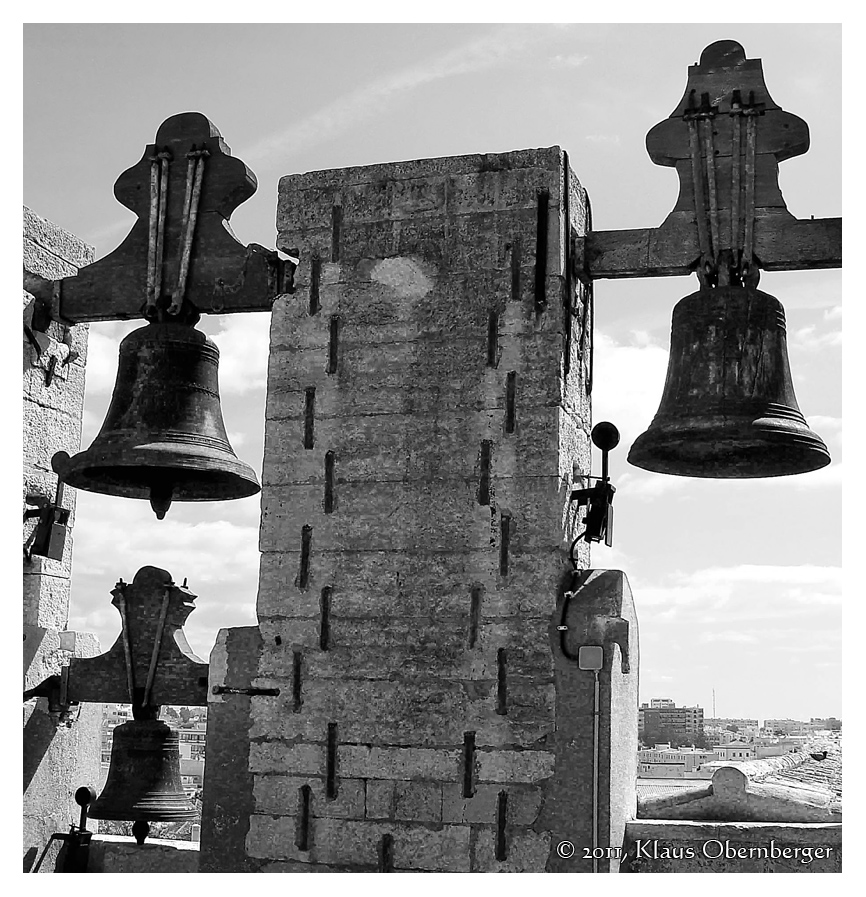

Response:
(23, 22), (842, 722)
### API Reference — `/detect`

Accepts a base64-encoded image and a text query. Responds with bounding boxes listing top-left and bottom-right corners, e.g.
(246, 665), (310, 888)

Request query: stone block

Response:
(23, 206), (94, 271)
(247, 815), (470, 871)
(23, 571), (69, 630)
(441, 784), (541, 825)
(365, 780), (395, 819)
(88, 835), (200, 873)
(336, 745), (463, 781)
(249, 740), (326, 775)
(23, 399), (85, 472)
(261, 405), (571, 486)
(26, 352), (87, 407)
(391, 176), (448, 218)
(259, 475), (576, 559)
(473, 827), (551, 872)
(365, 781), (442, 822)
(256, 546), (571, 622)
(269, 270), (568, 349)
(253, 774), (365, 819)
(248, 677), (554, 747)
(258, 480), (494, 553)
(476, 750), (556, 784)
(249, 677), (473, 744)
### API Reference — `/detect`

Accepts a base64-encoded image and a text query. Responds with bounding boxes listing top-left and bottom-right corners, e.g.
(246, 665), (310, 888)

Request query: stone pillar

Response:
(541, 569), (639, 872)
(23, 207), (101, 872)
(201, 148), (637, 872)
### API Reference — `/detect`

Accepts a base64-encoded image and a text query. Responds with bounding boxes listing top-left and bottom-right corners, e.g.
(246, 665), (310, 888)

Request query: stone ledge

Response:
(88, 835), (199, 873)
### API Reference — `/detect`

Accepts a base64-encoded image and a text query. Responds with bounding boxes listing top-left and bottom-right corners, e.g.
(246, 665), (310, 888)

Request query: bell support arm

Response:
(25, 566), (209, 712)
(28, 112), (296, 326)
(576, 40), (841, 285)
(580, 215), (841, 280)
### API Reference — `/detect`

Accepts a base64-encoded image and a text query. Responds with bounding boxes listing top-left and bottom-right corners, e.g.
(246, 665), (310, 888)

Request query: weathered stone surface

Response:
(23, 572), (70, 630)
(541, 570), (640, 873)
(259, 860), (366, 871)
(250, 740), (326, 775)
(247, 815), (471, 871)
(254, 775), (365, 818)
(476, 750), (556, 784)
(24, 206), (95, 273)
(269, 271), (567, 347)
(340, 745), (462, 780)
(261, 644), (553, 684)
(23, 209), (96, 871)
(442, 784), (541, 825)
(23, 699), (101, 872)
(200, 627), (266, 873)
(256, 546), (578, 622)
(259, 476), (576, 557)
(473, 827), (552, 872)
(265, 331), (581, 420)
(262, 407), (573, 485)
(239, 149), (590, 868)
(23, 400), (84, 473)
(365, 780), (443, 822)
(88, 836), (200, 873)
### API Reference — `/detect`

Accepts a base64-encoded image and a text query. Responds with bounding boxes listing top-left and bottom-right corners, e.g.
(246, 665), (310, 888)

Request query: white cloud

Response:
(591, 328), (670, 451)
(790, 324), (842, 351)
(634, 563), (841, 611)
(550, 53), (589, 68)
(240, 25), (566, 166)
(699, 630), (758, 644)
(205, 312), (271, 397)
(82, 321), (141, 396)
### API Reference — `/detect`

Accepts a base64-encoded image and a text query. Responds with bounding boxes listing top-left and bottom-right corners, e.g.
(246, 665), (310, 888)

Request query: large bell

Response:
(52, 321), (260, 518)
(89, 719), (197, 841)
(628, 285), (831, 477)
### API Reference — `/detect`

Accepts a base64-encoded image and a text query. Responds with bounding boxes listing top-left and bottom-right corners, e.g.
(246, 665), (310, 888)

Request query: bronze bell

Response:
(52, 321), (260, 518)
(628, 285), (831, 477)
(88, 718), (197, 843)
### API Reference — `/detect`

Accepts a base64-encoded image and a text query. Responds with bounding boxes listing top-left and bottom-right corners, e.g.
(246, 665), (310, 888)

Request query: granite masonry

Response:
(23, 207), (101, 872)
(200, 148), (639, 872)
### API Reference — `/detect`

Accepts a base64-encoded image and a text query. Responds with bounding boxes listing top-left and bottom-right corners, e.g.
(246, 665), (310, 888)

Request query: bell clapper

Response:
(149, 483), (174, 520)
(131, 820), (150, 845)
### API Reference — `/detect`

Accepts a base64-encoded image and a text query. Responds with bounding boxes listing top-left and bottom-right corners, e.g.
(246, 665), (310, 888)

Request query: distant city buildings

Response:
(764, 718), (811, 736)
(712, 742), (757, 762)
(635, 699), (841, 782)
(638, 745), (717, 778)
(704, 717), (759, 729)
(639, 698), (704, 741)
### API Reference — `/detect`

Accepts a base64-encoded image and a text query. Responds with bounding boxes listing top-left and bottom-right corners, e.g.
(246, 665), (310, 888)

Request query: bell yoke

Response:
(47, 112), (295, 519)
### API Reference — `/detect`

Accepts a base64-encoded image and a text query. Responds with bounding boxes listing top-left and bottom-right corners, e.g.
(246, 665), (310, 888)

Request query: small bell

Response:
(88, 717), (197, 844)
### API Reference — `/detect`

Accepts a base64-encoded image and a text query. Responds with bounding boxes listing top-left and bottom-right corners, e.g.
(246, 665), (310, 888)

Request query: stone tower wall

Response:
(203, 148), (595, 872)
(23, 207), (102, 871)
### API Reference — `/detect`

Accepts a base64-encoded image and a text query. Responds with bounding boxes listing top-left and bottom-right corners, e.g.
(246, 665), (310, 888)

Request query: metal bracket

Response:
(570, 422), (620, 550)
(23, 482), (69, 562)
(211, 685), (281, 697)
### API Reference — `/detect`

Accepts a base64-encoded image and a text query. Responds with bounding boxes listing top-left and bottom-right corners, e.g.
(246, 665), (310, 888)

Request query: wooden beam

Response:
(582, 216), (841, 280)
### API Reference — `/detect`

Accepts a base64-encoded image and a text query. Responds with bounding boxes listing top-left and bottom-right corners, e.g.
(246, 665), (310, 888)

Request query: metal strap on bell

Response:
(52, 321), (260, 518)
(628, 285), (830, 477)
(89, 719), (198, 831)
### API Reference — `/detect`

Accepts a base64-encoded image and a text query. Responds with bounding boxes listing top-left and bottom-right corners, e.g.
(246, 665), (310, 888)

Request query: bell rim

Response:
(627, 425), (831, 478)
(87, 805), (199, 822)
(55, 446), (261, 501)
